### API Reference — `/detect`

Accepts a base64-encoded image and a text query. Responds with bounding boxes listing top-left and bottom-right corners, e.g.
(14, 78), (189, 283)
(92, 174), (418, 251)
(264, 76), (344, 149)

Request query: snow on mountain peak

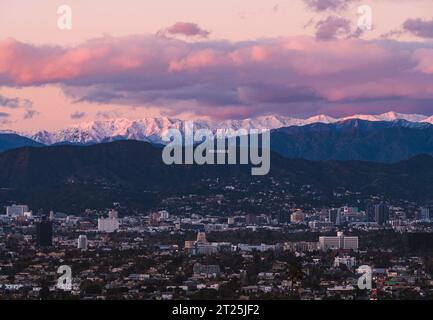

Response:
(423, 115), (433, 124)
(305, 114), (337, 124)
(22, 111), (432, 145)
(341, 111), (428, 123)
(377, 111), (427, 122)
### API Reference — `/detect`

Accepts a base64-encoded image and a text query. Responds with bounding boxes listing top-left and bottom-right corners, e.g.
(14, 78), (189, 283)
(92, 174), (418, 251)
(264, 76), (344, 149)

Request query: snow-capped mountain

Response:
(25, 114), (338, 145)
(341, 111), (428, 123)
(29, 118), (213, 145)
(423, 115), (433, 124)
(22, 111), (433, 145)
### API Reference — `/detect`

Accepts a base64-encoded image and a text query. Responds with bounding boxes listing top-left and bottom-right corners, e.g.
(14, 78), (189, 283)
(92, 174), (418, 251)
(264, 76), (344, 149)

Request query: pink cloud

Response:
(250, 46), (273, 61)
(0, 35), (432, 118)
(169, 49), (220, 72)
(315, 16), (351, 40)
(403, 18), (433, 39)
(303, 0), (359, 12)
(165, 22), (210, 38)
(413, 49), (433, 74)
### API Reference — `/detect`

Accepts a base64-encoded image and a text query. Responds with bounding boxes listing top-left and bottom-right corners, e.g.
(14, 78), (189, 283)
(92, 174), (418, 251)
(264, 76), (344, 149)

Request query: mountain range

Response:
(0, 133), (44, 153)
(2, 111), (433, 163)
(270, 119), (433, 163)
(1, 140), (433, 212)
(19, 111), (433, 145)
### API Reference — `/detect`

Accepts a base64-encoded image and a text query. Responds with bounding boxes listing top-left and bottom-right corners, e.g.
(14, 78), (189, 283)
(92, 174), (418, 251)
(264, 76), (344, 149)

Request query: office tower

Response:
(420, 207), (430, 221)
(366, 201), (375, 222)
(149, 210), (169, 225)
(6, 205), (29, 217)
(98, 216), (119, 233)
(319, 232), (359, 251)
(77, 235), (88, 251)
(374, 202), (389, 226)
(36, 218), (53, 247)
(336, 209), (342, 226)
(329, 209), (338, 224)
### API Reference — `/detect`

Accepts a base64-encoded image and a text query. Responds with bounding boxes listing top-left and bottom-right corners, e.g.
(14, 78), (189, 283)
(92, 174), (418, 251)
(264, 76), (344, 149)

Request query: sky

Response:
(0, 0), (433, 131)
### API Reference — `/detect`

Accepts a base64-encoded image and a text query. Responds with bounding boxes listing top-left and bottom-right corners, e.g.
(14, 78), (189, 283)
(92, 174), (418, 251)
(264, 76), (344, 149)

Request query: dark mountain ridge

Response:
(271, 119), (433, 162)
(3, 119), (433, 164)
(1, 140), (433, 203)
(0, 133), (44, 153)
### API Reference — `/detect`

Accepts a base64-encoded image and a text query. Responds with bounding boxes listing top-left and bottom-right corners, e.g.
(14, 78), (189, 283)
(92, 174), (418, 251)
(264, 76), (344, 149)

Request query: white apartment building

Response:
(319, 232), (359, 251)
(77, 235), (88, 250)
(98, 216), (120, 233)
(6, 205), (29, 217)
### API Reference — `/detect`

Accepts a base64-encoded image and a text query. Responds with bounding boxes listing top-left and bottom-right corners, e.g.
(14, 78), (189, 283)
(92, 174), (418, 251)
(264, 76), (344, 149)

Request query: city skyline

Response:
(2, 1), (433, 304)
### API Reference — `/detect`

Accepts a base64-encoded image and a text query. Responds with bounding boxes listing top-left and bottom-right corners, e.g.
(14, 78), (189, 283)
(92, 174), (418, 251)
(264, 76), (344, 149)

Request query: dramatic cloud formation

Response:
(403, 18), (433, 39)
(303, 0), (358, 12)
(165, 22), (210, 38)
(315, 16), (351, 40)
(0, 34), (433, 118)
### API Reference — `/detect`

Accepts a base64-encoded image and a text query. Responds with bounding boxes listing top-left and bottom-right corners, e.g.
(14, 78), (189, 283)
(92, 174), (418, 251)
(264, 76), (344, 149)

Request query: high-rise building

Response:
(329, 209), (342, 226)
(6, 205), (29, 217)
(36, 218), (53, 247)
(420, 207), (430, 221)
(366, 202), (375, 222)
(374, 202), (389, 226)
(77, 235), (88, 251)
(319, 232), (358, 251)
(148, 210), (169, 225)
(98, 216), (119, 233)
(184, 232), (222, 256)
(329, 209), (338, 224)
(336, 209), (343, 226)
